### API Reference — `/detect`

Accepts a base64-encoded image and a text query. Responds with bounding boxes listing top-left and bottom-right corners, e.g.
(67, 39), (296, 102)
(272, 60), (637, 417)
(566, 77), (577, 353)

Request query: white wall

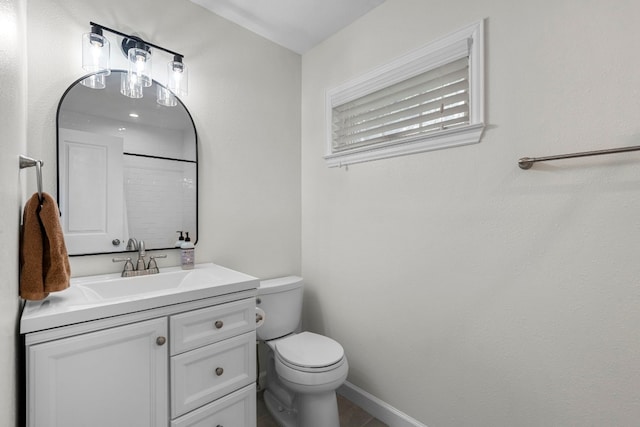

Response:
(0, 0), (300, 425)
(25, 0), (301, 278)
(0, 1), (26, 425)
(301, 1), (640, 425)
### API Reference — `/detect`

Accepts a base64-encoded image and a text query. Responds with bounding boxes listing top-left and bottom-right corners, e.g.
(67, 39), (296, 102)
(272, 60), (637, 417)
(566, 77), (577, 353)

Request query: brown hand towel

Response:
(20, 193), (71, 300)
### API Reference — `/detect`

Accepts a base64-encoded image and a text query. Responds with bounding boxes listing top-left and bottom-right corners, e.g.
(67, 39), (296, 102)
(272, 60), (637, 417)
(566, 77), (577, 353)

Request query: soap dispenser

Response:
(175, 231), (185, 247)
(180, 232), (194, 270)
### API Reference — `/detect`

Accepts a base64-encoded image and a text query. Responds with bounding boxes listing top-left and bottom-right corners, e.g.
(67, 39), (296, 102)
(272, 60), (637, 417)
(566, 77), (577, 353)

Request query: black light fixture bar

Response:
(89, 21), (184, 60)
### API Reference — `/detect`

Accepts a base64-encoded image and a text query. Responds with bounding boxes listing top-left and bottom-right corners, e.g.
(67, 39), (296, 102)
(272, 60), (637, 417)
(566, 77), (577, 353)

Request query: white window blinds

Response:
(332, 56), (470, 152)
(325, 20), (484, 167)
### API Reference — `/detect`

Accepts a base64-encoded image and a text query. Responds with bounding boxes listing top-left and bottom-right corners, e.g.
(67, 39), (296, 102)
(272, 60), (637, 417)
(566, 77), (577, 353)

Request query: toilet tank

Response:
(256, 276), (303, 341)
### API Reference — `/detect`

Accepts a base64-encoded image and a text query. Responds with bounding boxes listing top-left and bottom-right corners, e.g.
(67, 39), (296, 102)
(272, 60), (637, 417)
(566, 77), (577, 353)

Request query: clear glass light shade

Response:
(128, 47), (152, 88)
(157, 85), (177, 107)
(120, 72), (143, 99)
(167, 60), (188, 97)
(82, 32), (110, 74)
(81, 73), (106, 89)
(81, 31), (110, 89)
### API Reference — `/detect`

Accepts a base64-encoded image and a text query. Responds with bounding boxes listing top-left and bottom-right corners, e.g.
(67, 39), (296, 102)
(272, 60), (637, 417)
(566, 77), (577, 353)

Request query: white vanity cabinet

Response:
(24, 289), (257, 427)
(28, 318), (169, 427)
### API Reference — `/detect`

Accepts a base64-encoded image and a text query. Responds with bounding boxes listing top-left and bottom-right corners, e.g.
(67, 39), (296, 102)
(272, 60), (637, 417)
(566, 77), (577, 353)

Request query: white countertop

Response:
(21, 263), (258, 334)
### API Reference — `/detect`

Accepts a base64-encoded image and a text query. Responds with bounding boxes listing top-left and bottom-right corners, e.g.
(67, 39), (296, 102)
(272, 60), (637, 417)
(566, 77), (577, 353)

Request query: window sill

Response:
(324, 122), (485, 167)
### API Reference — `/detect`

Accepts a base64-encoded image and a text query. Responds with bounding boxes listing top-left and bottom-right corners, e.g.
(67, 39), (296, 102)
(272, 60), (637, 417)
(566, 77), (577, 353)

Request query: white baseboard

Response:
(337, 381), (428, 427)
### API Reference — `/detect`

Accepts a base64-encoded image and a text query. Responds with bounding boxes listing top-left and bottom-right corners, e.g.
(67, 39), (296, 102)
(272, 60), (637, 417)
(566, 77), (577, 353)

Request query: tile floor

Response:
(257, 391), (388, 427)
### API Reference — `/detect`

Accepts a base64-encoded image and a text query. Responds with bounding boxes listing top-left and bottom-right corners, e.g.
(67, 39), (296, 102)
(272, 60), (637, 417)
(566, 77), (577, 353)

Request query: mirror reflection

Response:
(57, 70), (197, 256)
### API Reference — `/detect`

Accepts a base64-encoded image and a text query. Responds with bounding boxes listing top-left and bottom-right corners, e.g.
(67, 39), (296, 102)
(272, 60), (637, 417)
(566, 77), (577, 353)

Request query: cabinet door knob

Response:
(215, 367), (224, 376)
(214, 320), (224, 329)
(156, 336), (166, 346)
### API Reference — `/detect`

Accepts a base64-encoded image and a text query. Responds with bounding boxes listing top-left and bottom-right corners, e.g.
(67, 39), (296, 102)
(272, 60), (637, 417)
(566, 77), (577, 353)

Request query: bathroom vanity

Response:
(20, 263), (258, 427)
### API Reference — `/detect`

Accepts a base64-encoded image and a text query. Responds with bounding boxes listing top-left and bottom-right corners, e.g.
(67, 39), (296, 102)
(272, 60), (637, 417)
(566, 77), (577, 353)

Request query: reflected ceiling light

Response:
(157, 85), (177, 107)
(81, 24), (110, 89)
(81, 22), (189, 107)
(120, 71), (143, 98)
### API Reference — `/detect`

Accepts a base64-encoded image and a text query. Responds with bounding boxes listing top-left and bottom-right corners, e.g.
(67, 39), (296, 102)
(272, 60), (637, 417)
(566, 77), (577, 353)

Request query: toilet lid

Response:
(275, 332), (344, 368)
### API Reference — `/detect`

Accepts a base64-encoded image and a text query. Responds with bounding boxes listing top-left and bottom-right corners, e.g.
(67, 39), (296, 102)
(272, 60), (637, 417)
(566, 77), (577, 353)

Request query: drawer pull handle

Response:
(215, 367), (224, 376)
(214, 320), (224, 329)
(156, 336), (166, 346)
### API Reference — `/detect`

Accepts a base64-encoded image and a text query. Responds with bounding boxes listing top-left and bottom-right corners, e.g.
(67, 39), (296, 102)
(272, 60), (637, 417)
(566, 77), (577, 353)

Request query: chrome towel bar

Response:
(518, 144), (640, 170)
(19, 155), (44, 203)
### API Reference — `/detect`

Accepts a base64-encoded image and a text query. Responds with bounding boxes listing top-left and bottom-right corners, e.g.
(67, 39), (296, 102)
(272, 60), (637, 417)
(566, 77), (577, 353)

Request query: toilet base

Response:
(263, 389), (297, 427)
(263, 388), (340, 427)
(297, 390), (340, 427)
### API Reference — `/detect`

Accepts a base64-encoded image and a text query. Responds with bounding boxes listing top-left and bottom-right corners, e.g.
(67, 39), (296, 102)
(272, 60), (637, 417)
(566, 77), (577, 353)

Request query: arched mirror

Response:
(57, 70), (197, 256)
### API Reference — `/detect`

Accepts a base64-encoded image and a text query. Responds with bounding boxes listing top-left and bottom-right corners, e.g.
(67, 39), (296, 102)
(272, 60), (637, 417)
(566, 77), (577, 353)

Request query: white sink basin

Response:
(21, 263), (259, 334)
(78, 269), (191, 299)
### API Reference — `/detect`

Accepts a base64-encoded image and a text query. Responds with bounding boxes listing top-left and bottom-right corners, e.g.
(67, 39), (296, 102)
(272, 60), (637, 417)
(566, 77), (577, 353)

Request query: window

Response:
(325, 20), (484, 167)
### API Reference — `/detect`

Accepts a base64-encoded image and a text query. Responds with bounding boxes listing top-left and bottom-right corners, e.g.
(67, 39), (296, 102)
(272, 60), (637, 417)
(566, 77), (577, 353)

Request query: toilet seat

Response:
(274, 332), (344, 371)
(274, 334), (349, 391)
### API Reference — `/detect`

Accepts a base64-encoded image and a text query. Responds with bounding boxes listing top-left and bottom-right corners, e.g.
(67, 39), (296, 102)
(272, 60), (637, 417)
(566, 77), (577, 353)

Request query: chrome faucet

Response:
(113, 238), (166, 277)
(126, 238), (138, 251)
(135, 240), (146, 271)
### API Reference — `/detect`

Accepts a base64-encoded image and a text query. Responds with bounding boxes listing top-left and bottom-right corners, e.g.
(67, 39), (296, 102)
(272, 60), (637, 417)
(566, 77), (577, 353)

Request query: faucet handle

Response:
(147, 254), (167, 271)
(112, 257), (134, 274)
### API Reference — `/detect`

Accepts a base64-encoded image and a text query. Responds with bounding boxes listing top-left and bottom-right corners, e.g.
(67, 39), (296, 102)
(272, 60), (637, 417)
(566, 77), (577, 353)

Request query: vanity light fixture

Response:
(82, 22), (189, 106)
(81, 24), (110, 89)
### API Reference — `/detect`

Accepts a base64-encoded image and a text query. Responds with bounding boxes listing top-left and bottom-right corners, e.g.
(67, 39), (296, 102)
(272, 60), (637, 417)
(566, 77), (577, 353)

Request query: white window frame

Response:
(325, 20), (485, 167)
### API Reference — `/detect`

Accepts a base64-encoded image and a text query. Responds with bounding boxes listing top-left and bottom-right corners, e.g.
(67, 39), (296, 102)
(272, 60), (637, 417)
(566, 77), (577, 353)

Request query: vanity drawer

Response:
(170, 298), (255, 355)
(171, 331), (256, 418)
(171, 383), (256, 427)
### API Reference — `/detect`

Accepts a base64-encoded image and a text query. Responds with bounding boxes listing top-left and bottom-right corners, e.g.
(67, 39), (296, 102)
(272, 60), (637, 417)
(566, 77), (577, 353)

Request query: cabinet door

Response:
(27, 318), (168, 427)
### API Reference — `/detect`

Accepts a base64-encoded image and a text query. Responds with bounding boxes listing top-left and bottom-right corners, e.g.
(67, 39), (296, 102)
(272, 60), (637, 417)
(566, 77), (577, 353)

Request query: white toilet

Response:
(257, 276), (348, 427)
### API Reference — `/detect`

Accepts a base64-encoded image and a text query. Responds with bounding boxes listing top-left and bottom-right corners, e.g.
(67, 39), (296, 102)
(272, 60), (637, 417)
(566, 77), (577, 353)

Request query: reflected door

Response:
(59, 128), (125, 253)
